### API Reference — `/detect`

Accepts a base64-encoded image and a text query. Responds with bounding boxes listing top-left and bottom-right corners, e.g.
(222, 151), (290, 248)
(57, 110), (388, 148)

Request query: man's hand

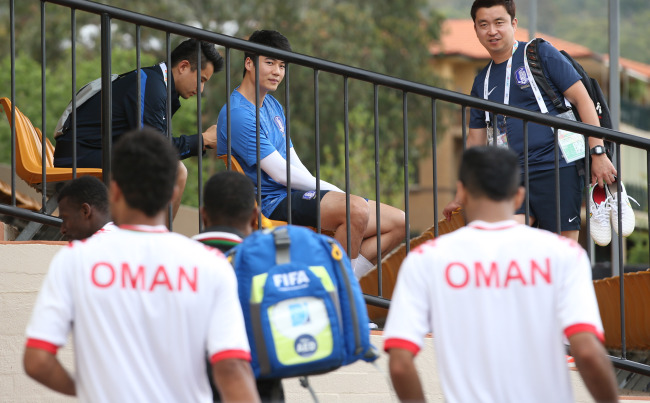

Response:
(443, 199), (462, 221)
(202, 124), (217, 150)
(591, 154), (617, 188)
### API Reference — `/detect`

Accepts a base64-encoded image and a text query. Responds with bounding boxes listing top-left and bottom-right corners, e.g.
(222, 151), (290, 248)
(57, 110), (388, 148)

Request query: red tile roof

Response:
(430, 19), (650, 80)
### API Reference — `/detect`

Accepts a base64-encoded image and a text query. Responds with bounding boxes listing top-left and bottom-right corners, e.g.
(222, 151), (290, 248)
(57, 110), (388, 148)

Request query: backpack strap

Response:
(525, 38), (570, 112)
(273, 227), (291, 265)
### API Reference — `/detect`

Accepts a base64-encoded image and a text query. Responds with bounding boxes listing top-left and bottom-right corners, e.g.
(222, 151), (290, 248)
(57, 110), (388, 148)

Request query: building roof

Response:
(430, 19), (650, 81)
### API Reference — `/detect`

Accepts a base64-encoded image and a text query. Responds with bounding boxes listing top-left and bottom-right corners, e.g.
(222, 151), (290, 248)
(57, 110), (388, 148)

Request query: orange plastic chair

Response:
(217, 154), (288, 229)
(0, 97), (102, 190)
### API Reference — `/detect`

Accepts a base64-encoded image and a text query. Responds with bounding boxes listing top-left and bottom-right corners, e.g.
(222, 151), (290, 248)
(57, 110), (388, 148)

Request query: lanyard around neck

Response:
(483, 41), (519, 125)
(159, 62), (168, 87)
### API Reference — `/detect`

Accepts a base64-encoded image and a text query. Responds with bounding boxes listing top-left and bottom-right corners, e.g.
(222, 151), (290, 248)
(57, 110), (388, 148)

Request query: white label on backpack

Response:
(269, 296), (333, 365)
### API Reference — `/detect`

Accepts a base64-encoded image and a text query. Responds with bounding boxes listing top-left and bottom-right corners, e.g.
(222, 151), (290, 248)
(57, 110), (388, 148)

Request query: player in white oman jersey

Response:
(384, 146), (617, 403)
(23, 128), (260, 403)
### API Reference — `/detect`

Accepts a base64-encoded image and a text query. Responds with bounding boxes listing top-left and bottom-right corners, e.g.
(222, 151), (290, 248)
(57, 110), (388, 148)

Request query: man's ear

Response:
(80, 202), (92, 219)
(248, 206), (259, 234)
(177, 59), (192, 74)
(109, 180), (121, 204)
(513, 186), (525, 210)
(199, 206), (209, 228)
(456, 181), (467, 207)
(244, 57), (255, 74)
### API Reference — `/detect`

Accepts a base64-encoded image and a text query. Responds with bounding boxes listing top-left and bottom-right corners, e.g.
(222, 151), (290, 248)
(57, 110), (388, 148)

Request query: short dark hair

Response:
(243, 30), (292, 78)
(471, 0), (516, 22)
(171, 38), (224, 73)
(57, 176), (109, 213)
(111, 128), (179, 217)
(459, 146), (520, 201)
(203, 171), (256, 227)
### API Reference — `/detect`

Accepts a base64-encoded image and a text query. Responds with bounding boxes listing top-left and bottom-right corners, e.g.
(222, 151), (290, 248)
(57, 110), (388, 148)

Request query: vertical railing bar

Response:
(165, 33), (173, 229)
(554, 127), (561, 234)
(523, 120), (530, 225)
(585, 134), (592, 260)
(373, 84), (382, 296)
(100, 13), (112, 185)
(403, 91), (410, 253)
(10, 0), (16, 207)
(432, 99), (439, 238)
(41, 2), (48, 204)
(314, 69), (321, 232)
(285, 64), (292, 225)
(491, 113), (498, 146)
(71, 8), (77, 179)
(343, 77), (351, 254)
(615, 142), (626, 360)
(136, 25), (141, 128)
(461, 105), (467, 151)
(225, 47), (231, 170)
(196, 42), (203, 233)
(647, 149), (650, 266)
(255, 55), (262, 229)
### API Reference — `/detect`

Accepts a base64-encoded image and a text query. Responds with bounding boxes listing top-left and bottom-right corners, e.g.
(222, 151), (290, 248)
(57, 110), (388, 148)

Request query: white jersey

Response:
(384, 220), (604, 403)
(26, 225), (250, 403)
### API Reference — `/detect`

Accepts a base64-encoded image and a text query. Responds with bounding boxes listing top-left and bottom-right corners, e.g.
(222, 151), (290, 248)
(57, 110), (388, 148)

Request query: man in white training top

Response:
(24, 128), (260, 403)
(385, 146), (617, 403)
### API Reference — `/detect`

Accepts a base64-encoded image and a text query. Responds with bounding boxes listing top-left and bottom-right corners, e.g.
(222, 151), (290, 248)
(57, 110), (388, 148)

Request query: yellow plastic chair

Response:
(0, 97), (103, 190)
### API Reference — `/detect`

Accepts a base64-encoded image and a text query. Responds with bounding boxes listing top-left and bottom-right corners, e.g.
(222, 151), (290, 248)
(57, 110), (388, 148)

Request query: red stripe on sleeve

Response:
(210, 349), (252, 365)
(564, 323), (605, 343)
(384, 338), (421, 356)
(25, 338), (59, 354)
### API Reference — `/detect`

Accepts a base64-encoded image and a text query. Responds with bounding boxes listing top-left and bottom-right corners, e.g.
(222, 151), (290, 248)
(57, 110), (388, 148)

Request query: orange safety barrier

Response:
(0, 97), (102, 189)
(593, 270), (650, 350)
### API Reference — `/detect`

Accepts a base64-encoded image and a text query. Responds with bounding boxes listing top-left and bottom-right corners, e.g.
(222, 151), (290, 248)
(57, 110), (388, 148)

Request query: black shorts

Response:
(268, 190), (330, 228)
(516, 165), (584, 233)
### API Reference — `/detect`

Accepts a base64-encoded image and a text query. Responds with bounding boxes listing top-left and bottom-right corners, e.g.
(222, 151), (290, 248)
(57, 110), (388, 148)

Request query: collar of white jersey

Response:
(118, 224), (169, 233)
(468, 219), (519, 230)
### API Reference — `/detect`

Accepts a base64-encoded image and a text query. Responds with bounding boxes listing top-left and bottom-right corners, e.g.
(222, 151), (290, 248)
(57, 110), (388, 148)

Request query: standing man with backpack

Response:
(193, 171), (285, 402)
(443, 0), (617, 242)
(53, 38), (224, 218)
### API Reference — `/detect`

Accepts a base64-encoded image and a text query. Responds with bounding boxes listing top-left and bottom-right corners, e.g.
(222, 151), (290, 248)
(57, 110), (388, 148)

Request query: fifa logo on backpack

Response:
(273, 270), (310, 289)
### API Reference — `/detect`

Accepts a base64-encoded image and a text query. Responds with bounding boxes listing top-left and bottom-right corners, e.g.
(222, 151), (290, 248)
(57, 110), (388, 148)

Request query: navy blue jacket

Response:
(53, 64), (200, 168)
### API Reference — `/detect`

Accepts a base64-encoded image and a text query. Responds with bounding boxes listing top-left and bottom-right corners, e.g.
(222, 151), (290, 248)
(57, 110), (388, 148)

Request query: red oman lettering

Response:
(91, 262), (198, 292)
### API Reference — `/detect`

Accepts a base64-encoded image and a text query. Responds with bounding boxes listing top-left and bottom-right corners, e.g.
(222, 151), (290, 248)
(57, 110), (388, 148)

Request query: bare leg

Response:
(319, 192), (369, 259)
(358, 200), (405, 264)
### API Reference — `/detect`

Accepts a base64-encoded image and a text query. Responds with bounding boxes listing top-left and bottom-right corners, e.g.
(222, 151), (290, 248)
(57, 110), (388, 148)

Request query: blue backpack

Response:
(227, 225), (378, 379)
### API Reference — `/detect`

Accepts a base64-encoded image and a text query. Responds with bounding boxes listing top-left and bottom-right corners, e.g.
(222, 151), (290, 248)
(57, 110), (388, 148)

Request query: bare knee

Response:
(349, 196), (370, 234)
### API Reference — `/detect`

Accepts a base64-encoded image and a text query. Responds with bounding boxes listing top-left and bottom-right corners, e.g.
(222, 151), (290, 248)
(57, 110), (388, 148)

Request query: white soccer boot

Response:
(589, 184), (612, 246)
(607, 180), (639, 237)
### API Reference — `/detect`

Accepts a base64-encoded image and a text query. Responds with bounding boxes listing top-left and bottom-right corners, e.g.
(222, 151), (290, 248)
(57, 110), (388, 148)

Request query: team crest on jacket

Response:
(274, 116), (285, 134)
(515, 67), (529, 86)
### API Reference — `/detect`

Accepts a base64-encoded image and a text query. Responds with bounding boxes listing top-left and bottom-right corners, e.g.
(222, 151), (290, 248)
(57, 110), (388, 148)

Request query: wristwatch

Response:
(590, 145), (606, 156)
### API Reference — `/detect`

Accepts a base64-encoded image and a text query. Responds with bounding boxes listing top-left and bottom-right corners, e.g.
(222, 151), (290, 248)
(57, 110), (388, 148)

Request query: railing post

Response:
(40, 1), (47, 203)
(100, 13), (112, 186)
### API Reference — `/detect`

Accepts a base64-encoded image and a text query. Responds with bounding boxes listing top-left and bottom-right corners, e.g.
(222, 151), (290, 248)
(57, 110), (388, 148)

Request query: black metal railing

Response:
(1, 0), (649, 377)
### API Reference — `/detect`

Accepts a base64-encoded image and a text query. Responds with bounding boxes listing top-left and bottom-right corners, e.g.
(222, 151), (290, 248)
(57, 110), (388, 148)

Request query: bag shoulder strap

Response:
(525, 38), (567, 112)
(273, 227), (291, 265)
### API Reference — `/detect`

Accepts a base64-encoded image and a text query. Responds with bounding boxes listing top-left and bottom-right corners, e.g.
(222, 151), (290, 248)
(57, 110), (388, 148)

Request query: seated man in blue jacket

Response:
(53, 38), (223, 217)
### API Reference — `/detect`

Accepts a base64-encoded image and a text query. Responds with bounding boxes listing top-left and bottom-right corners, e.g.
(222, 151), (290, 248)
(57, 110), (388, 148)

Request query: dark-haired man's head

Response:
(471, 0), (516, 22)
(459, 146), (520, 201)
(171, 38), (223, 99)
(201, 171), (257, 236)
(111, 128), (179, 221)
(57, 176), (110, 240)
(243, 30), (292, 79)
